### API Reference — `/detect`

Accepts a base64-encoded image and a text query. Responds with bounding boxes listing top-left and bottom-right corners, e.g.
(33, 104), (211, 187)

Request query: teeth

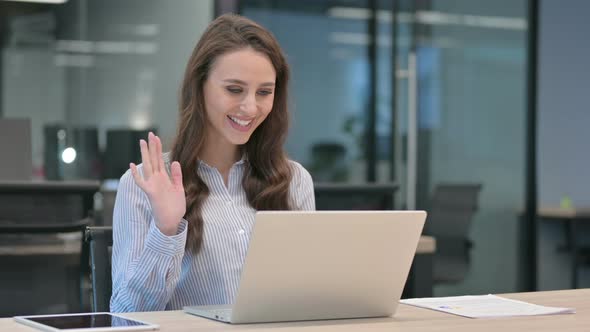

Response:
(229, 116), (252, 127)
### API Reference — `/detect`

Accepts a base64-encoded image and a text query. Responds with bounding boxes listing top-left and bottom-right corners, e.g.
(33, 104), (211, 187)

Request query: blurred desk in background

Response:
(537, 206), (590, 289)
(0, 180), (99, 316)
(537, 207), (590, 219)
(417, 236), (436, 254)
(0, 180), (99, 219)
(406, 236), (436, 299)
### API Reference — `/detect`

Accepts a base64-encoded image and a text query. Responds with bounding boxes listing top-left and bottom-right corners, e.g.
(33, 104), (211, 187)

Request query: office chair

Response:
(425, 183), (482, 284)
(84, 226), (113, 312)
(104, 128), (157, 179)
(0, 216), (91, 316)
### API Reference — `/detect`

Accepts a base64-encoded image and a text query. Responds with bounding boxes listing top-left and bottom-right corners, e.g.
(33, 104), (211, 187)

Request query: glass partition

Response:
(241, 0), (531, 296)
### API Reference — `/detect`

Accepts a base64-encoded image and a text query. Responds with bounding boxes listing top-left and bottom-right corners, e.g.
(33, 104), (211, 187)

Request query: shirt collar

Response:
(198, 155), (247, 170)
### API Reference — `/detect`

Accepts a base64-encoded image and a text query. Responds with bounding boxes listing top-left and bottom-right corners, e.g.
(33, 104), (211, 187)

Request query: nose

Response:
(239, 92), (257, 114)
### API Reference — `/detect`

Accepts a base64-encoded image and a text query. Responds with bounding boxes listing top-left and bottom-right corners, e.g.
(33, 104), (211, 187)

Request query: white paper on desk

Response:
(400, 294), (575, 318)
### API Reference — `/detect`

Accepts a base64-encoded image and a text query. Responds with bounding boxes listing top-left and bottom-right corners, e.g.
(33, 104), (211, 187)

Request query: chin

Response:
(229, 135), (252, 146)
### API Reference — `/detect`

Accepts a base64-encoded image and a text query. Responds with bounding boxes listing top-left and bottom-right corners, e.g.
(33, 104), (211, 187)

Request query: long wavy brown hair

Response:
(170, 14), (292, 253)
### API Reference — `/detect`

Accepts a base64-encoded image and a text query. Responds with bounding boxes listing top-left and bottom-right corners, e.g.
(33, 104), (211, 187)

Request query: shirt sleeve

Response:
(110, 167), (188, 312)
(288, 161), (316, 211)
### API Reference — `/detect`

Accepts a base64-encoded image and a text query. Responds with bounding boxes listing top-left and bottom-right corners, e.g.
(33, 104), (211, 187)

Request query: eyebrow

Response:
(222, 79), (275, 87)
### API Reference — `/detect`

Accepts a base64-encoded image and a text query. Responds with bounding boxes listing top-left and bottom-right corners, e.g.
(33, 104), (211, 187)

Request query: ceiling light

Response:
(61, 147), (77, 164)
(1, 0), (68, 4)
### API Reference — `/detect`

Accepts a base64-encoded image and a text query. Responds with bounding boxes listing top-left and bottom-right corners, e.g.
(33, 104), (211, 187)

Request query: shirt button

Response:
(225, 200), (232, 206)
(238, 229), (245, 235)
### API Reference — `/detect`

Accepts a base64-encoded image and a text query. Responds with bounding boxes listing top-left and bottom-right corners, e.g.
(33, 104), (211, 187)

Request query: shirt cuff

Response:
(145, 219), (188, 257)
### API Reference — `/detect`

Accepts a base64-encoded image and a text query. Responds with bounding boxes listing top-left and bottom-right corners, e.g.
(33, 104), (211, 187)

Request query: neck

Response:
(200, 137), (241, 177)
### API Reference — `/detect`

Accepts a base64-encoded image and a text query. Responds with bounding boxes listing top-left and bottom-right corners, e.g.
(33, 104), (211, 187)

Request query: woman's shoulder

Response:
(287, 159), (313, 184)
(286, 159), (315, 209)
(287, 159), (308, 174)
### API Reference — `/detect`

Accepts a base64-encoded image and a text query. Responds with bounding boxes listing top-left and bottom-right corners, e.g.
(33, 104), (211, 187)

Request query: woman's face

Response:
(203, 47), (276, 148)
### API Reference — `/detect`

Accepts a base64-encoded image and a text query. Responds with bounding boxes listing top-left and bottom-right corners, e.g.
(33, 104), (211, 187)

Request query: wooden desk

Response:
(537, 207), (590, 288)
(1, 289), (587, 331)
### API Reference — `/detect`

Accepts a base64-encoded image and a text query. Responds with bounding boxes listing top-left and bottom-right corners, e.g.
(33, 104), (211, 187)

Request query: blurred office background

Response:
(0, 0), (589, 317)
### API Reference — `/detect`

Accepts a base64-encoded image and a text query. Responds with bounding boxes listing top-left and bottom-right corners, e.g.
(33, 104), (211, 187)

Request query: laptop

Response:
(184, 210), (427, 324)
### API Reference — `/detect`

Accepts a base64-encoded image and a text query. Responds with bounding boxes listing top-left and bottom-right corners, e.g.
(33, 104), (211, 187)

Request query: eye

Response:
(257, 89), (274, 96)
(226, 86), (243, 94)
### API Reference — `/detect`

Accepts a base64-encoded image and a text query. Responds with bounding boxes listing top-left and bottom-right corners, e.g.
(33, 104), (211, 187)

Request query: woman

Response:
(110, 14), (315, 312)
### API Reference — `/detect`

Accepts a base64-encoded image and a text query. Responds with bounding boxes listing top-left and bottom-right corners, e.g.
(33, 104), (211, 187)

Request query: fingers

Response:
(139, 139), (152, 178)
(170, 161), (184, 189)
(129, 163), (146, 191)
(155, 135), (165, 172)
(140, 132), (167, 182)
(148, 132), (160, 173)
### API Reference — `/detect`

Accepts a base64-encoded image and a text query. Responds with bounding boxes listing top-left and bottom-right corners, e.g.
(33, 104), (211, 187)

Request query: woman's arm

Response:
(110, 168), (187, 312)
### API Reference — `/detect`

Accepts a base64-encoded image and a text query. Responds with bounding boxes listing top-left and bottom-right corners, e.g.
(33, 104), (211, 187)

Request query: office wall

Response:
(537, 0), (590, 289)
(425, 1), (528, 296)
(2, 0), (213, 172)
(538, 0), (590, 208)
(246, 2), (530, 295)
(2, 48), (66, 170)
(430, 51), (526, 295)
(243, 9), (367, 169)
(62, 0), (213, 150)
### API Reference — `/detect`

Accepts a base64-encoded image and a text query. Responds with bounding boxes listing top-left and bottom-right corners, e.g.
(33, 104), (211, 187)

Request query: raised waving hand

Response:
(129, 132), (186, 236)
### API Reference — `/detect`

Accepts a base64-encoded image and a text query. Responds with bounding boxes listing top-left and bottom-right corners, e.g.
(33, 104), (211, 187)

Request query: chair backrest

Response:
(426, 184), (482, 237)
(425, 183), (482, 284)
(314, 182), (398, 210)
(104, 129), (156, 179)
(0, 217), (91, 315)
(85, 226), (113, 312)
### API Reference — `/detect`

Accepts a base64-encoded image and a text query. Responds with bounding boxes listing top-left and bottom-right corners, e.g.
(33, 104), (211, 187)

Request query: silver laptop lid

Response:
(230, 210), (426, 323)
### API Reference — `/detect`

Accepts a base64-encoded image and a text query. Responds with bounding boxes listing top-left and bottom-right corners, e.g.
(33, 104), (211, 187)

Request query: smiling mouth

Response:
(227, 115), (253, 127)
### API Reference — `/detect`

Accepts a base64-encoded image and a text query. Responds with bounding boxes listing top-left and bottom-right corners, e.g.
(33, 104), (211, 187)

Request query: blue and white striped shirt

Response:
(110, 154), (315, 312)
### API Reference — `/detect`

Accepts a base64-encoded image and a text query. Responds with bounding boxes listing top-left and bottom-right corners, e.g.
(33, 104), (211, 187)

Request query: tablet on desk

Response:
(13, 312), (159, 332)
